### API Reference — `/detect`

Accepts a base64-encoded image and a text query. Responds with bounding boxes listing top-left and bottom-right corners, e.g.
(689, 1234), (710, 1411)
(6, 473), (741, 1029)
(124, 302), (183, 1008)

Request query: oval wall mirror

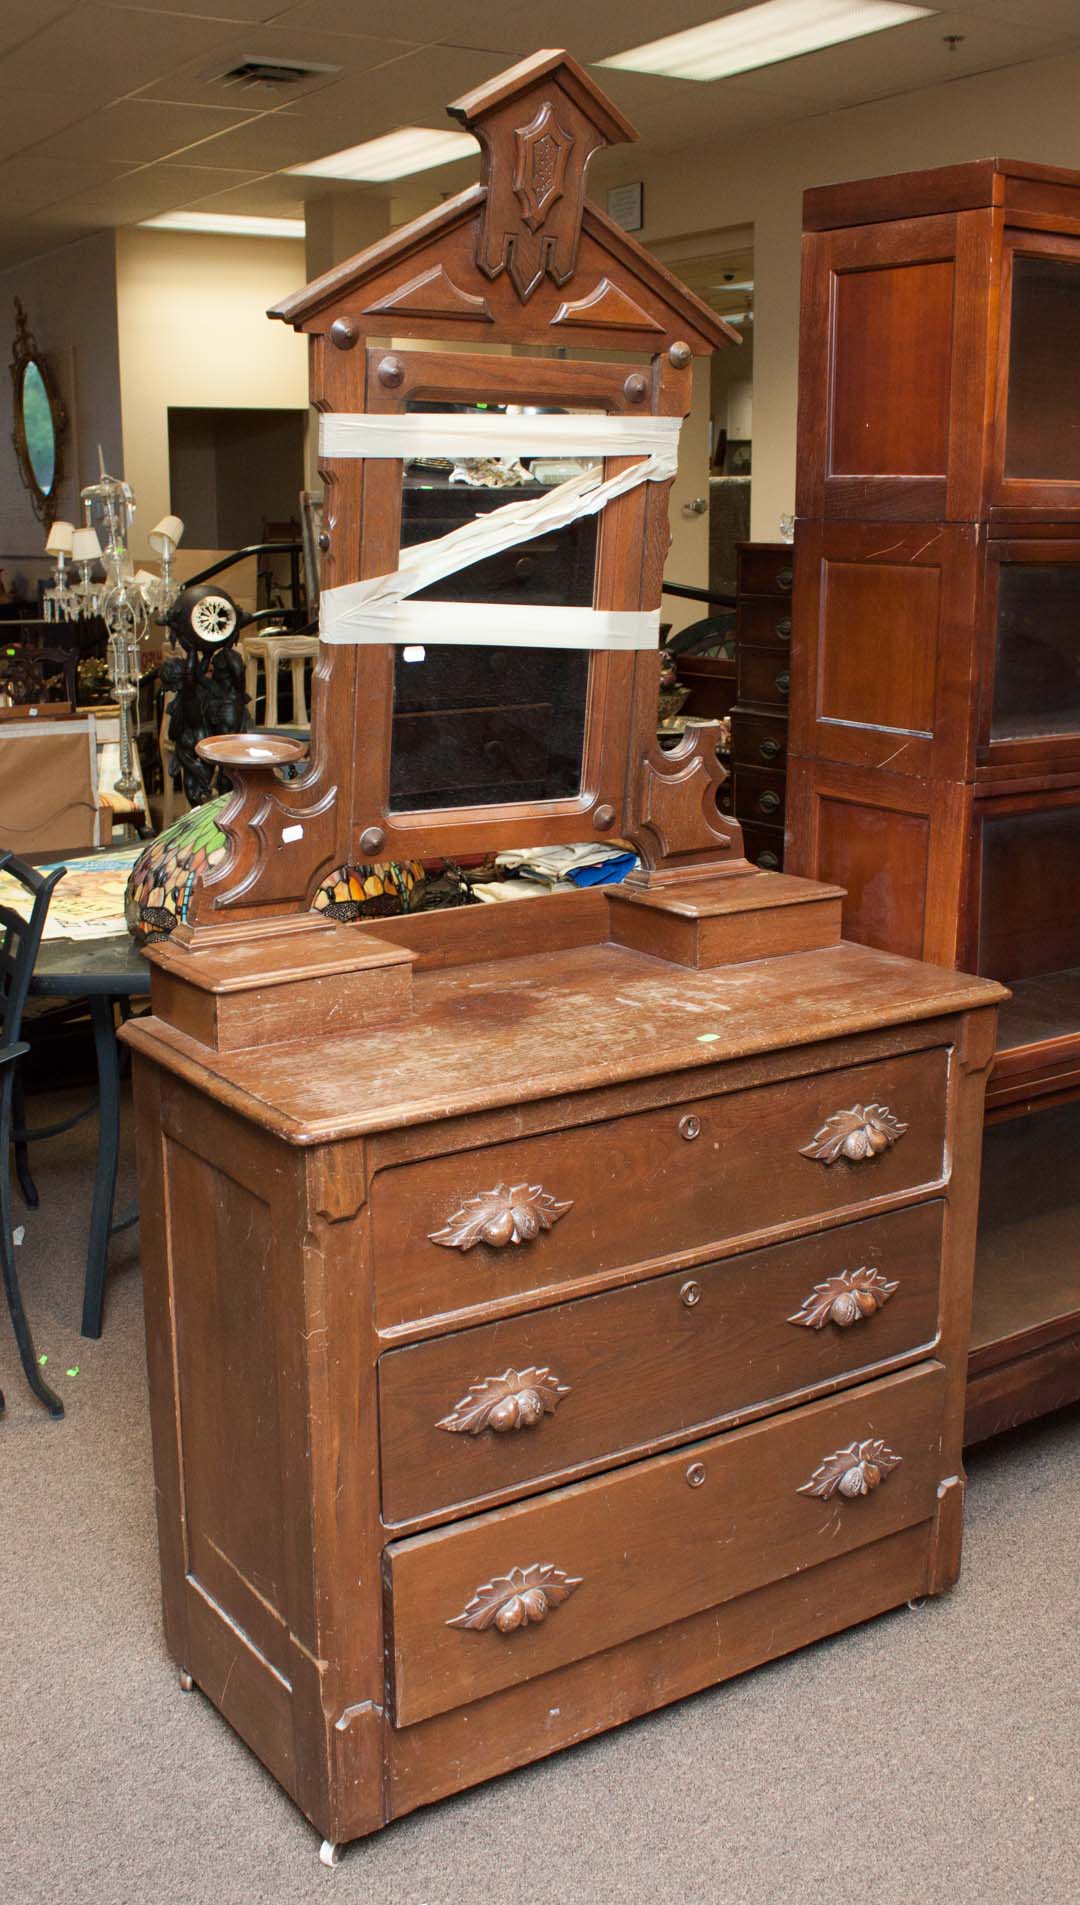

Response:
(10, 298), (66, 527)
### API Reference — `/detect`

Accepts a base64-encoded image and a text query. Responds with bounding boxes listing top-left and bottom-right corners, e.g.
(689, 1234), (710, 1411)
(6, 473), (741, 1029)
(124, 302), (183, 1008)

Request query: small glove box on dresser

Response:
(121, 50), (1004, 1867)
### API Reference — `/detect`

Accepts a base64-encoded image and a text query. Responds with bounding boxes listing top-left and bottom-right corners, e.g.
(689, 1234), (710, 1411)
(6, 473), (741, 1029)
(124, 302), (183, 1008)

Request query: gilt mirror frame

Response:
(10, 298), (66, 530)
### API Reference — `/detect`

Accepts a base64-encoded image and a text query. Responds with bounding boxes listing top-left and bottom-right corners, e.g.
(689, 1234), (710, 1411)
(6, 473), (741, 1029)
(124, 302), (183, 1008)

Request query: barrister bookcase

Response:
(786, 157), (1080, 1443)
(123, 66), (1001, 1865)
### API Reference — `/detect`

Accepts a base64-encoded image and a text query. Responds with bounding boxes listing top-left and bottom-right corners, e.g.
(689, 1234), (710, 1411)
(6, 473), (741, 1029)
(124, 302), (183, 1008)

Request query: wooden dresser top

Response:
(126, 938), (1004, 1145)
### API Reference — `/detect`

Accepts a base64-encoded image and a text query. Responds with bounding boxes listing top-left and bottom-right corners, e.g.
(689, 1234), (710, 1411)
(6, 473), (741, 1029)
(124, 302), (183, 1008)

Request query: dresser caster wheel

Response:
(178, 1669), (195, 1692)
(906, 1597), (926, 1611)
(319, 1840), (341, 1868)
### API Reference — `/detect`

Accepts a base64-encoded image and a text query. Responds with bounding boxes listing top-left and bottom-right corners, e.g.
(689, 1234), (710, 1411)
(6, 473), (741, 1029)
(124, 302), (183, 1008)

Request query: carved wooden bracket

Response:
(429, 1181), (572, 1251)
(788, 1266), (899, 1330)
(447, 1562), (581, 1632)
(631, 723), (740, 868)
(800, 1103), (907, 1165)
(437, 1366), (570, 1435)
(798, 1438), (902, 1500)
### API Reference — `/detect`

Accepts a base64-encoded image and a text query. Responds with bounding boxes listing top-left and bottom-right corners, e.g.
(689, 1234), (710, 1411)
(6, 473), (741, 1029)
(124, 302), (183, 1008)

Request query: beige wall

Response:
(115, 228), (309, 558)
(0, 231), (121, 591)
(600, 45), (1080, 539)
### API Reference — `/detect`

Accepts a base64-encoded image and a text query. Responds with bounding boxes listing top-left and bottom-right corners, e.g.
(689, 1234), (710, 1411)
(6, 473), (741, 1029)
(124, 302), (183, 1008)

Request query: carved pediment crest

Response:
(513, 102), (573, 232)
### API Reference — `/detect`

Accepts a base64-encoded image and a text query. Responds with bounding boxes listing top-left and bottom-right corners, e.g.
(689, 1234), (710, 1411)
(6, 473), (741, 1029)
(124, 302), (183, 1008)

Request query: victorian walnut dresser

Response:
(122, 56), (1003, 1864)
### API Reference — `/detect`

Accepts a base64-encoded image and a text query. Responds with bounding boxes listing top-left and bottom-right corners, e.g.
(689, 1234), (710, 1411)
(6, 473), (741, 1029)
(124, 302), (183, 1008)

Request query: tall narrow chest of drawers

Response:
(730, 541), (794, 869)
(125, 874), (1001, 1859)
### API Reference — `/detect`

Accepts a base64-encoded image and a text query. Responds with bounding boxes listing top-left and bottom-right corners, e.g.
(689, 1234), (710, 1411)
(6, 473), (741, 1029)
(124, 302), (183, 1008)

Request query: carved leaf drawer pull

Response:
(429, 1181), (572, 1251)
(437, 1366), (570, 1436)
(800, 1103), (907, 1166)
(788, 1266), (899, 1331)
(447, 1563), (582, 1634)
(798, 1438), (902, 1501)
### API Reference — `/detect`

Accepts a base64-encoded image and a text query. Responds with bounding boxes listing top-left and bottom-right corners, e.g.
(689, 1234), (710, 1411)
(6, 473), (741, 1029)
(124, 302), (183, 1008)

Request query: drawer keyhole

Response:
(679, 1114), (701, 1141)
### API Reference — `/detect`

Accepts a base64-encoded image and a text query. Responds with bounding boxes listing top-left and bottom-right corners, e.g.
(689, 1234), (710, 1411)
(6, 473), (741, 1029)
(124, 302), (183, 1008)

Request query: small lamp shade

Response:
(149, 514), (184, 557)
(45, 520), (75, 556)
(71, 527), (103, 564)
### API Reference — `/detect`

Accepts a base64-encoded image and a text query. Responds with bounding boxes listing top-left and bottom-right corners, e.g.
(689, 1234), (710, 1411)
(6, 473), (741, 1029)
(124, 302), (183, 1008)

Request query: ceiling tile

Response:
(698, 8), (1080, 106)
(129, 24), (416, 108)
(31, 157), (268, 228)
(162, 106), (340, 170)
(959, 0), (1080, 30)
(0, 93), (99, 164)
(0, 1), (81, 59)
(0, 153), (131, 217)
(0, 5), (241, 101)
(27, 98), (265, 166)
(100, 0), (299, 20)
(182, 173), (311, 216)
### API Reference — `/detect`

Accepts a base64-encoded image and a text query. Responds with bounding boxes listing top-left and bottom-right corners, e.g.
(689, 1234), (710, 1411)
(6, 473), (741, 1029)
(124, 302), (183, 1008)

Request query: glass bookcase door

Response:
(991, 558), (1080, 742)
(389, 399), (600, 814)
(1003, 248), (1080, 487)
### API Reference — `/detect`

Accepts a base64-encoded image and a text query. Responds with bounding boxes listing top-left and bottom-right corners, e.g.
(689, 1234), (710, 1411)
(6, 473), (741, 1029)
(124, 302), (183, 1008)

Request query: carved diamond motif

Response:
(512, 102), (574, 233)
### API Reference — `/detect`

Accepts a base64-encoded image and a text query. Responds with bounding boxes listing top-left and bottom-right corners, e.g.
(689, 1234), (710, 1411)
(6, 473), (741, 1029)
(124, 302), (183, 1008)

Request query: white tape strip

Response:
(319, 410), (681, 462)
(318, 411), (683, 649)
(320, 599), (660, 650)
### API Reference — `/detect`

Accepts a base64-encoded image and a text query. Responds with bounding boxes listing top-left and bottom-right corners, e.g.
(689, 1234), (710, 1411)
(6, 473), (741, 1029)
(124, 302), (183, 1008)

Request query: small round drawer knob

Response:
(775, 618), (792, 640)
(798, 1437), (902, 1501)
(759, 738), (781, 760)
(776, 567), (793, 590)
(757, 790), (781, 815)
(686, 1461), (707, 1488)
(775, 672), (790, 695)
(680, 1279), (702, 1308)
(679, 1113), (701, 1141)
(757, 851), (779, 870)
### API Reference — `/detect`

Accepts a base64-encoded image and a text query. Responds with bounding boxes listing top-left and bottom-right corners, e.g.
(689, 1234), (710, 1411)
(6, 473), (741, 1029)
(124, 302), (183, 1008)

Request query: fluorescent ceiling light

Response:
(712, 280), (754, 292)
(140, 211), (305, 238)
(289, 126), (476, 183)
(599, 0), (933, 81)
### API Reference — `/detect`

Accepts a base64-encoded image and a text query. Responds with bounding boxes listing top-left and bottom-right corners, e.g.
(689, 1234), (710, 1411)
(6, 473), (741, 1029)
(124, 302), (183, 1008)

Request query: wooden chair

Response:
(0, 853), (66, 1417)
(241, 631), (318, 728)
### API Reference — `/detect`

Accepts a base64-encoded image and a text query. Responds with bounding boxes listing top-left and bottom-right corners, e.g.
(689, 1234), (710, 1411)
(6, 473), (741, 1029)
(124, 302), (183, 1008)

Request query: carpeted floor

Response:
(2, 1087), (1078, 1905)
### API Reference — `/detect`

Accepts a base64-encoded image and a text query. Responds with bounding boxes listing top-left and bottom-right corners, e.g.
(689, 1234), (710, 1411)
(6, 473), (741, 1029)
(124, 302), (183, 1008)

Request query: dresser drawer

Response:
(738, 643), (791, 708)
(731, 709), (788, 768)
(735, 762), (786, 826)
(737, 597), (793, 648)
(385, 1360), (945, 1725)
(737, 546), (794, 597)
(379, 1201), (944, 1523)
(370, 1046), (949, 1330)
(741, 818), (785, 871)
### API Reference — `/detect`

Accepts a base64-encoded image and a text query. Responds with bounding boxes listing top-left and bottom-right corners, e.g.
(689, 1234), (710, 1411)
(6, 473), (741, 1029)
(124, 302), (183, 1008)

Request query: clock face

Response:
(189, 592), (238, 645)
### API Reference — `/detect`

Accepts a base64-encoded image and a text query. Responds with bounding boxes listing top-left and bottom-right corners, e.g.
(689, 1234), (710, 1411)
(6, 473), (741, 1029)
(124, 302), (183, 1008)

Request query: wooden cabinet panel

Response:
(736, 546), (794, 596)
(378, 1201), (945, 1523)
(830, 261), (954, 480)
(371, 1047), (950, 1329)
(385, 1362), (946, 1726)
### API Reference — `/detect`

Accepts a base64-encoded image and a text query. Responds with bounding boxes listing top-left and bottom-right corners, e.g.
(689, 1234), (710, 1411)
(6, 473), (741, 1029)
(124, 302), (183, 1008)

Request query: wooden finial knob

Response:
(330, 318), (359, 351)
(668, 341), (693, 369)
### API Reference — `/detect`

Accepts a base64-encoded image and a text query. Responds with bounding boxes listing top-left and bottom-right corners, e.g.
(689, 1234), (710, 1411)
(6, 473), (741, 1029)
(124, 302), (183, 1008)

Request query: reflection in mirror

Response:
(389, 399), (600, 812)
(10, 299), (65, 527)
(21, 362), (57, 497)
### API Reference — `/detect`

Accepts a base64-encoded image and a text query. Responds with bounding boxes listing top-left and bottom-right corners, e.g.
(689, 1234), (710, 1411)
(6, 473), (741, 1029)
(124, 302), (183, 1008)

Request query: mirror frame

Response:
(10, 297), (66, 528)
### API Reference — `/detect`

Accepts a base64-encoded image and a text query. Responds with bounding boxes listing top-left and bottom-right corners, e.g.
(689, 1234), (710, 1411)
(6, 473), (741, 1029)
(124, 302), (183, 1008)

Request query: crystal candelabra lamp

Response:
(42, 458), (185, 797)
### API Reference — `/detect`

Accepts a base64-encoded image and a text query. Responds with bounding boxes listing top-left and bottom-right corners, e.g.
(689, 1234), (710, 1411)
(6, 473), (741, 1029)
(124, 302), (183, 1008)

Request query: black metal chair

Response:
(0, 851), (65, 1416)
